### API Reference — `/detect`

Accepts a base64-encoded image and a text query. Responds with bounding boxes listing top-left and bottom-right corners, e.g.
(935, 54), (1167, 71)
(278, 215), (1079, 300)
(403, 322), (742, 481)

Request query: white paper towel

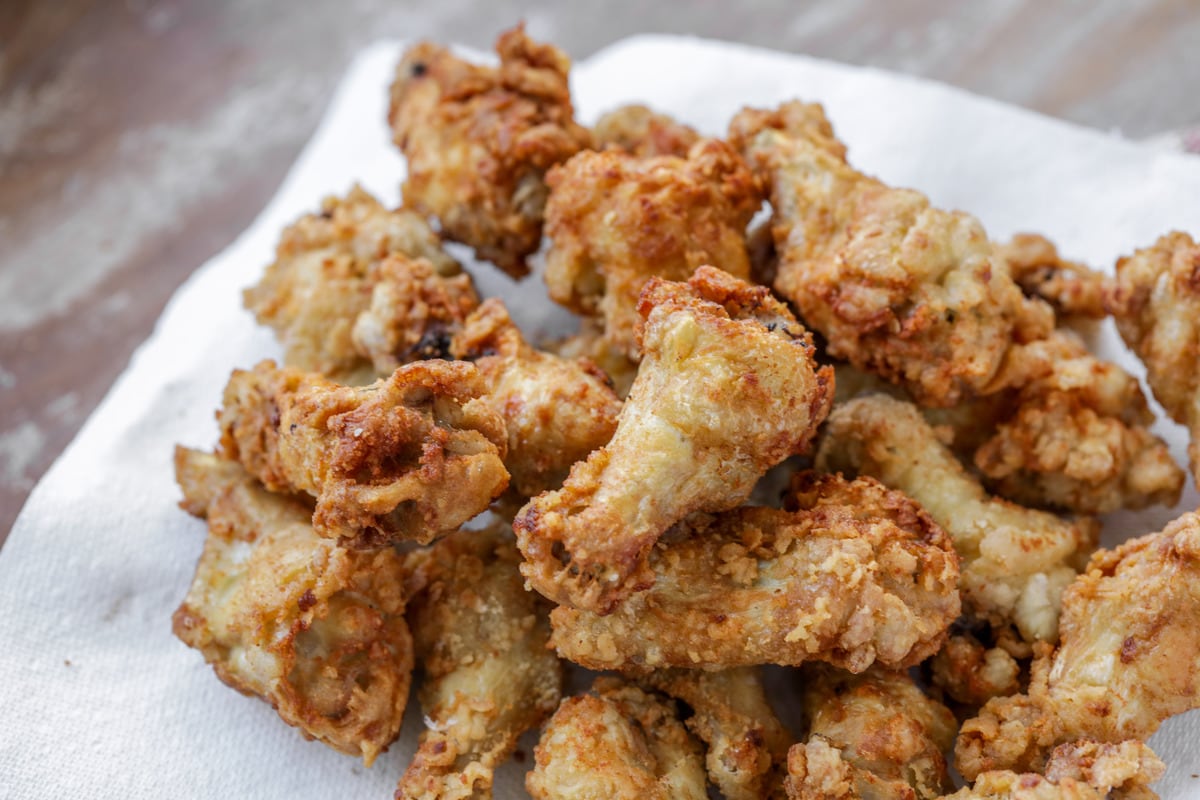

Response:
(2, 35), (1199, 799)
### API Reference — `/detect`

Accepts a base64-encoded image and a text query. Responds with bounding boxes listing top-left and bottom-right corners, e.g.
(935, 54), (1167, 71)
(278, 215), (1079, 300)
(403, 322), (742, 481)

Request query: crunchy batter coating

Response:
(396, 525), (561, 800)
(548, 318), (640, 399)
(450, 299), (622, 497)
(643, 667), (791, 800)
(816, 395), (1097, 644)
(526, 677), (708, 800)
(551, 473), (959, 672)
(945, 741), (1165, 800)
(217, 359), (509, 548)
(515, 267), (833, 613)
(591, 104), (702, 158)
(787, 665), (957, 800)
(543, 138), (762, 358)
(388, 25), (591, 277)
(731, 101), (1053, 407)
(244, 185), (468, 381)
(172, 448), (412, 766)
(1109, 231), (1200, 486)
(955, 512), (1200, 780)
(999, 234), (1111, 321)
(928, 632), (1022, 712)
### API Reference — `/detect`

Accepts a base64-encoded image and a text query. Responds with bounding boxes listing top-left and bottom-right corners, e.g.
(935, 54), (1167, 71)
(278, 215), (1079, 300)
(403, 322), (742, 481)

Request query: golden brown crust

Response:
(396, 525), (562, 800)
(999, 234), (1111, 320)
(544, 138), (763, 358)
(928, 632), (1022, 712)
(172, 448), (412, 766)
(450, 299), (622, 497)
(944, 740), (1165, 800)
(515, 267), (833, 613)
(217, 359), (509, 547)
(389, 25), (591, 277)
(551, 473), (959, 672)
(591, 104), (702, 158)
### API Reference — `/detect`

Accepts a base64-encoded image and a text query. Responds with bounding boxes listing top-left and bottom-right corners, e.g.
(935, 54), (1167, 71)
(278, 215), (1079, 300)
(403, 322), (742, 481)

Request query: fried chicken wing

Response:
(449, 299), (621, 497)
(928, 632), (1022, 712)
(551, 473), (959, 672)
(999, 234), (1111, 321)
(217, 359), (509, 548)
(525, 677), (708, 800)
(945, 741), (1165, 800)
(786, 665), (957, 800)
(643, 667), (791, 800)
(955, 512), (1200, 780)
(816, 395), (1097, 644)
(515, 267), (833, 613)
(1109, 231), (1200, 486)
(730, 101), (1053, 407)
(244, 185), (470, 381)
(543, 139), (762, 358)
(591, 104), (702, 158)
(396, 525), (561, 800)
(389, 26), (591, 277)
(172, 447), (412, 765)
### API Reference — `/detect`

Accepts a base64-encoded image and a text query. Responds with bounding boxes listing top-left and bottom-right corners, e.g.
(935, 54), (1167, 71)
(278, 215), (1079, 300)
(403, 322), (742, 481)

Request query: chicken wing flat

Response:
(525, 677), (708, 800)
(1109, 231), (1200, 486)
(591, 104), (702, 158)
(551, 472), (959, 672)
(816, 395), (1097, 645)
(786, 665), (957, 800)
(217, 359), (509, 548)
(945, 741), (1165, 800)
(396, 524), (561, 800)
(388, 25), (591, 277)
(642, 667), (791, 800)
(543, 138), (762, 359)
(955, 511), (1200, 780)
(449, 298), (622, 497)
(730, 101), (1053, 407)
(244, 185), (471, 381)
(172, 447), (412, 766)
(998, 234), (1111, 321)
(515, 267), (833, 613)
(928, 632), (1021, 712)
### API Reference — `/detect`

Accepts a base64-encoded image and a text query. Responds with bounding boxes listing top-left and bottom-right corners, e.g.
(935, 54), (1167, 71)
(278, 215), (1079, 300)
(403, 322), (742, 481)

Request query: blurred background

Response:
(2, 0), (1199, 540)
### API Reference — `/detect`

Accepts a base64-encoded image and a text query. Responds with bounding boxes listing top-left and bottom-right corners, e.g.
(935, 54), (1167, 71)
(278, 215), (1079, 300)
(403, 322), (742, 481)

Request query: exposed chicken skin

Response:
(543, 138), (762, 359)
(945, 741), (1164, 800)
(816, 395), (1097, 645)
(1109, 231), (1200, 486)
(217, 359), (509, 548)
(526, 677), (708, 800)
(551, 473), (959, 672)
(449, 299), (622, 497)
(244, 185), (469, 382)
(396, 525), (561, 800)
(730, 101), (1054, 407)
(388, 25), (591, 277)
(786, 665), (957, 800)
(172, 448), (412, 766)
(515, 267), (833, 613)
(643, 667), (791, 800)
(955, 512), (1200, 780)
(591, 104), (702, 158)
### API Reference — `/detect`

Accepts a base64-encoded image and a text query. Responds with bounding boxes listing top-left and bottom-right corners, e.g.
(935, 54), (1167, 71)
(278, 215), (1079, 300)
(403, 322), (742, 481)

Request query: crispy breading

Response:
(730, 101), (1054, 407)
(999, 234), (1111, 320)
(548, 318), (640, 399)
(955, 512), (1200, 780)
(945, 741), (1165, 800)
(515, 267), (833, 613)
(525, 677), (708, 800)
(928, 632), (1022, 712)
(244, 185), (468, 381)
(388, 25), (591, 277)
(217, 359), (509, 548)
(787, 665), (957, 800)
(396, 525), (561, 800)
(643, 667), (791, 800)
(543, 139), (762, 359)
(450, 299), (622, 497)
(816, 395), (1097, 644)
(591, 104), (702, 158)
(172, 448), (412, 766)
(1109, 231), (1200, 486)
(551, 473), (959, 672)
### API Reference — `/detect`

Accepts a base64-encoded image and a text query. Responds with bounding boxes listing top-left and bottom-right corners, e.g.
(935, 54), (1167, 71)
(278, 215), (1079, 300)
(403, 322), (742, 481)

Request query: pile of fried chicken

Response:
(172, 24), (1200, 800)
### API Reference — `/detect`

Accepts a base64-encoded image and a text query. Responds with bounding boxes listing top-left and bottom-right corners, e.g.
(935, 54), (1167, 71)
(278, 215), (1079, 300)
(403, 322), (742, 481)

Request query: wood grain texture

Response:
(2, 0), (1199, 543)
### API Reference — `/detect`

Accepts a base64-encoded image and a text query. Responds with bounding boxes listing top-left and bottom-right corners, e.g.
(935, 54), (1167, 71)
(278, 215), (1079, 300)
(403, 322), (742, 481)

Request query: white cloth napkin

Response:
(3, 35), (1200, 799)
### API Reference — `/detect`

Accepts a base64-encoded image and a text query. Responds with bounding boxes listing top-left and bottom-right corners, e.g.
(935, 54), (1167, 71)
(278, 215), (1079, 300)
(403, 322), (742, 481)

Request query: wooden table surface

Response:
(2, 0), (1199, 543)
